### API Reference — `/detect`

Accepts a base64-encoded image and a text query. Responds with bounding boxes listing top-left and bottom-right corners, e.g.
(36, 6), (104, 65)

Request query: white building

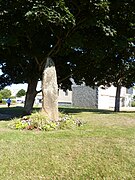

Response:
(10, 82), (133, 110)
(72, 85), (133, 109)
(34, 89), (72, 106)
(98, 86), (132, 109)
(58, 89), (72, 105)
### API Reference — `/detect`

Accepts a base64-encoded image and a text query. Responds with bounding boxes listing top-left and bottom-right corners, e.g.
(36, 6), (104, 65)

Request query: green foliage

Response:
(8, 112), (82, 131)
(0, 100), (6, 104)
(131, 101), (135, 107)
(15, 121), (28, 130)
(42, 122), (57, 131)
(11, 99), (16, 104)
(1, 0), (135, 113)
(59, 113), (76, 129)
(16, 89), (26, 97)
(0, 73), (12, 90)
(0, 94), (2, 101)
(0, 88), (11, 99)
(26, 1), (75, 27)
(133, 95), (135, 100)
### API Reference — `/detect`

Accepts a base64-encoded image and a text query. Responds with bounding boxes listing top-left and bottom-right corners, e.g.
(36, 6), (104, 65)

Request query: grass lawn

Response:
(0, 107), (135, 179)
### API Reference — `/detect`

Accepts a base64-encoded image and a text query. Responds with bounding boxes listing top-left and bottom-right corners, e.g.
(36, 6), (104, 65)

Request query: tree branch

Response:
(36, 89), (42, 94)
(58, 73), (73, 83)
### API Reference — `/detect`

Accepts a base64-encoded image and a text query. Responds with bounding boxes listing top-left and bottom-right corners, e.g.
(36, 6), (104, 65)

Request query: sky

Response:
(6, 83), (28, 96)
(0, 69), (28, 94)
(6, 82), (42, 96)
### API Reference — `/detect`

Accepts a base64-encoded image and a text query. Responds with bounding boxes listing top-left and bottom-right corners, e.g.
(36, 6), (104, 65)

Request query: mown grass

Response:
(0, 107), (135, 179)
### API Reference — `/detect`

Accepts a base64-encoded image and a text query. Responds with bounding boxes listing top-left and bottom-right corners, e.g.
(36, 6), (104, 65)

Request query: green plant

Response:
(16, 89), (26, 97)
(59, 119), (75, 129)
(8, 112), (82, 131)
(42, 122), (57, 131)
(0, 89), (11, 99)
(11, 99), (16, 104)
(15, 121), (28, 130)
(131, 101), (135, 107)
(0, 94), (2, 101)
(1, 100), (6, 104)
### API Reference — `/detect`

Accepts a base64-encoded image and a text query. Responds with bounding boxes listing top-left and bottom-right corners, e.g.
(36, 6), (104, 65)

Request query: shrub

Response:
(16, 89), (26, 97)
(8, 112), (82, 131)
(0, 94), (2, 102)
(11, 99), (16, 104)
(2, 100), (6, 104)
(131, 101), (135, 107)
(0, 89), (11, 99)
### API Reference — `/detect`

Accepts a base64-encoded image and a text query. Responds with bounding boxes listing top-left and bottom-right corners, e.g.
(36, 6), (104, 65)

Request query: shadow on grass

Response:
(59, 107), (114, 114)
(0, 106), (135, 121)
(0, 106), (44, 121)
(59, 107), (135, 114)
(0, 106), (27, 121)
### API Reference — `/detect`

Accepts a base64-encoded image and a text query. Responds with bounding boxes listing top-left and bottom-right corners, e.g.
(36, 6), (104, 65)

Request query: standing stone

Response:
(42, 57), (59, 121)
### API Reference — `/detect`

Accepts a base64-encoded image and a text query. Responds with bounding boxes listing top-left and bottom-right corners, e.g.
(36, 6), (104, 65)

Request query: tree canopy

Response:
(0, 88), (11, 99)
(16, 89), (26, 97)
(0, 0), (113, 85)
(0, 0), (135, 112)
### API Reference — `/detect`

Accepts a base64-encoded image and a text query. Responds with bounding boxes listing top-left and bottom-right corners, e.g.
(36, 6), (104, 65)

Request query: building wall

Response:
(72, 85), (132, 109)
(72, 85), (98, 108)
(35, 89), (72, 105)
(98, 86), (127, 109)
(58, 89), (72, 105)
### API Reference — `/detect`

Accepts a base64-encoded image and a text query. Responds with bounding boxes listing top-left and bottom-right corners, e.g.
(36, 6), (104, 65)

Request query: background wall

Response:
(72, 85), (98, 108)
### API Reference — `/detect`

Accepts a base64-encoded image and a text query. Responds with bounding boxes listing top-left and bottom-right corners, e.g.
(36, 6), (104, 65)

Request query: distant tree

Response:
(0, 94), (2, 101)
(16, 89), (26, 97)
(0, 89), (11, 99)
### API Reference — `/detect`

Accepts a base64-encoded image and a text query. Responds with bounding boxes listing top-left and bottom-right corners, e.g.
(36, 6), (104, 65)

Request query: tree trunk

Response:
(24, 79), (38, 114)
(42, 57), (59, 121)
(114, 84), (121, 112)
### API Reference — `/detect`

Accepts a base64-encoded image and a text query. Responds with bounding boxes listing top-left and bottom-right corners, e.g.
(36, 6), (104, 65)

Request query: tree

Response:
(108, 0), (135, 112)
(16, 89), (26, 97)
(0, 0), (75, 114)
(0, 94), (2, 101)
(0, 0), (110, 115)
(96, 0), (135, 112)
(0, 89), (11, 99)
(1, 1), (134, 114)
(0, 69), (12, 90)
(68, 1), (135, 112)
